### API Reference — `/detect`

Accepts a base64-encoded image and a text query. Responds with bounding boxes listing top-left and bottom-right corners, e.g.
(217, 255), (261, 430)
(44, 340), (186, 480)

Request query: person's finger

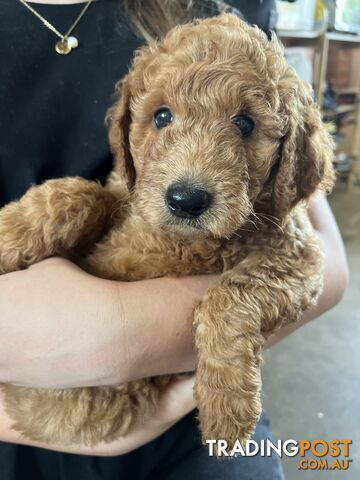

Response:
(155, 374), (196, 424)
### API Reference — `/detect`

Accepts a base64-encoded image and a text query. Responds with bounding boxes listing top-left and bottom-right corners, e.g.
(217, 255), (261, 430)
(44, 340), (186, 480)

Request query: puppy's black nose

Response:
(166, 183), (211, 219)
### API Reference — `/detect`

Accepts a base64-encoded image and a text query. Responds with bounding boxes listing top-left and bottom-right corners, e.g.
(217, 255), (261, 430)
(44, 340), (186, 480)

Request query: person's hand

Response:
(0, 374), (196, 456)
(0, 256), (217, 388)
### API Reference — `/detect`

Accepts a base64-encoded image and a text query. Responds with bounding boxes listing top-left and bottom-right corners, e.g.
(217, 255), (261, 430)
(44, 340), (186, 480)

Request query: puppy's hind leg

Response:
(0, 177), (119, 274)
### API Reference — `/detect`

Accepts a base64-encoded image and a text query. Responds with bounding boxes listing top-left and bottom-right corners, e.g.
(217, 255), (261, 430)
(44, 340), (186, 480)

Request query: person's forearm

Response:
(109, 274), (216, 382)
(0, 258), (215, 388)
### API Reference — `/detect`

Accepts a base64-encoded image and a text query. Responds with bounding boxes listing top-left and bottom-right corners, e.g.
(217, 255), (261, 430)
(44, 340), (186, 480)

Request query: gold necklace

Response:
(18, 0), (94, 55)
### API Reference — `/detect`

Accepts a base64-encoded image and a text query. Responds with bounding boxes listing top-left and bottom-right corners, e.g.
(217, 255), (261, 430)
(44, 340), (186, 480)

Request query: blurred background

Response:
(260, 1), (360, 479)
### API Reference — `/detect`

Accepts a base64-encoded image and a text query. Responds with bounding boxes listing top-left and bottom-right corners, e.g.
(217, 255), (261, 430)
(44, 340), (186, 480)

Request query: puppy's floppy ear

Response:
(270, 65), (335, 222)
(107, 74), (136, 191)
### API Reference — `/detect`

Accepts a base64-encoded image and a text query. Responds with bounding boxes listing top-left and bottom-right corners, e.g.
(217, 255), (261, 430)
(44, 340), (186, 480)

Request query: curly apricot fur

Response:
(0, 14), (334, 448)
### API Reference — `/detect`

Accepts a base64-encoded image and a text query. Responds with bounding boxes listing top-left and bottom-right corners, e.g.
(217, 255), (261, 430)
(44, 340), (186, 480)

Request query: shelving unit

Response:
(279, 29), (360, 190)
(323, 105), (357, 118)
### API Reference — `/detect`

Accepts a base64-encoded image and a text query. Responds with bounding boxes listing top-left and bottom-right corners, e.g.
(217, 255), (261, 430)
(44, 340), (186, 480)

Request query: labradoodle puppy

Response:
(0, 13), (334, 448)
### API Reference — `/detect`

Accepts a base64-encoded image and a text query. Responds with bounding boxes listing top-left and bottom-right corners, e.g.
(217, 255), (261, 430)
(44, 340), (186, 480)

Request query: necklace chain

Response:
(18, 0), (94, 54)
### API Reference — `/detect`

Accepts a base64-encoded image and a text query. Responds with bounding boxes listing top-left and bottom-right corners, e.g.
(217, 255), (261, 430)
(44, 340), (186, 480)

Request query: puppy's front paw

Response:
(195, 379), (261, 449)
(0, 178), (117, 274)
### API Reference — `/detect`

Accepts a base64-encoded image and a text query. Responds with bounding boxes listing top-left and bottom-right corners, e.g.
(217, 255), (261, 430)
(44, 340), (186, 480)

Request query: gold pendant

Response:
(55, 36), (79, 55)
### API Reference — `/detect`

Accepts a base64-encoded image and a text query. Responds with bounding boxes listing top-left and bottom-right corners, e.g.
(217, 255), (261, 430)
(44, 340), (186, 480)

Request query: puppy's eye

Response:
(232, 114), (255, 138)
(153, 108), (174, 129)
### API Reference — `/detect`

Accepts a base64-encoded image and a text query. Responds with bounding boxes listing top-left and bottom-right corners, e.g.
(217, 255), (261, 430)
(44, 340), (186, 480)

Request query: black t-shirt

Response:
(0, 1), (277, 479)
(0, 0), (141, 207)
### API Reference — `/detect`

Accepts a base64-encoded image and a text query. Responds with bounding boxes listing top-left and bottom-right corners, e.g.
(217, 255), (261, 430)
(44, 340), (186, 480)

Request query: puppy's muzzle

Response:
(165, 183), (212, 219)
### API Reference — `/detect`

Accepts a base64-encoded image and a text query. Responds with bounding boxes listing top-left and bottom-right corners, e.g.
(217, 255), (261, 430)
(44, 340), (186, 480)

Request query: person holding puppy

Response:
(0, 1), (348, 479)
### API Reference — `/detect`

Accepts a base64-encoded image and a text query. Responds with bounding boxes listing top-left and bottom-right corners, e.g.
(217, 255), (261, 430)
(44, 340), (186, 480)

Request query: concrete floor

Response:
(262, 182), (360, 479)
